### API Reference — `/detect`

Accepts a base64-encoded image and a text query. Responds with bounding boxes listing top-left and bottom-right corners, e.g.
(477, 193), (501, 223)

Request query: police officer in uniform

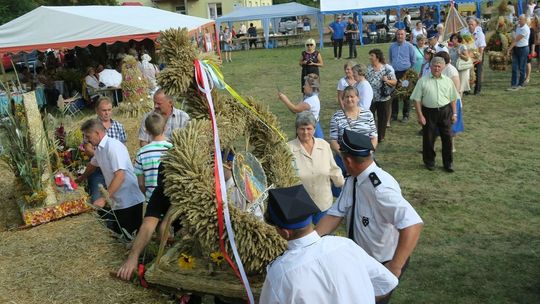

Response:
(316, 130), (423, 304)
(260, 185), (398, 304)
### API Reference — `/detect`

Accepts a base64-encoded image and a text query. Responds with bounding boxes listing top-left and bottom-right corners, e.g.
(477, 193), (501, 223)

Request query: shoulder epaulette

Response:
(368, 172), (381, 188)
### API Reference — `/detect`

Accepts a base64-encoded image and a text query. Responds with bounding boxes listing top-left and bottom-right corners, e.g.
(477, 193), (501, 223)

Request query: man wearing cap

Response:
(316, 129), (423, 304)
(388, 29), (416, 123)
(260, 185), (398, 304)
(411, 56), (458, 172)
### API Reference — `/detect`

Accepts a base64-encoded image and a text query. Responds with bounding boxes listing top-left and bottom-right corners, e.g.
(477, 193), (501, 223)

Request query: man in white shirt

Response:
(260, 185), (397, 304)
(506, 14), (531, 90)
(316, 130), (423, 304)
(81, 118), (145, 236)
(462, 16), (487, 95)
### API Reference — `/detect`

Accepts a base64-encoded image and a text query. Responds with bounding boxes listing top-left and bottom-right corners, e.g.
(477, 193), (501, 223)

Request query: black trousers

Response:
(376, 258), (410, 304)
(391, 70), (410, 119)
(370, 100), (388, 141)
(474, 56), (483, 94)
(348, 38), (357, 58)
(249, 38), (257, 48)
(421, 104), (453, 168)
(110, 203), (143, 236)
(333, 39), (343, 58)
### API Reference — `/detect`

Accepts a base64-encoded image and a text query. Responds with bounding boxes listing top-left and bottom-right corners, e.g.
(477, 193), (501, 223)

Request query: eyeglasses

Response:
(306, 44), (314, 46)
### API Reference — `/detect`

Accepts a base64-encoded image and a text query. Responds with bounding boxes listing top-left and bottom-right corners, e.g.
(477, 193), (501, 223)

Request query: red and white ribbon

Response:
(194, 59), (254, 303)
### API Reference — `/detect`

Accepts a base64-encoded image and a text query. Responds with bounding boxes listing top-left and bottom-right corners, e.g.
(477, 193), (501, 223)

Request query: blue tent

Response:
(216, 2), (324, 49)
(320, 0), (483, 45)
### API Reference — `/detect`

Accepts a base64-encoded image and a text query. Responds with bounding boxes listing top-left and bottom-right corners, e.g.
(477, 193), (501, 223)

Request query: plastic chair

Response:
(58, 94), (82, 116)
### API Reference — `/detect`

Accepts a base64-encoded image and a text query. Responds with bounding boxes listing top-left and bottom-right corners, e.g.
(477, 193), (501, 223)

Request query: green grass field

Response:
(221, 44), (540, 303)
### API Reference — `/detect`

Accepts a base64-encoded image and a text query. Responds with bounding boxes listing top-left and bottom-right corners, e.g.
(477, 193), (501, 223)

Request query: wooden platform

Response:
(144, 243), (265, 300)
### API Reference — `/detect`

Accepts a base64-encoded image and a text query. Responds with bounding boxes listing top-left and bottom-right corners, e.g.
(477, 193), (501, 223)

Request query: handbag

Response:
(456, 58), (473, 71)
(379, 64), (393, 99)
(380, 79), (390, 98)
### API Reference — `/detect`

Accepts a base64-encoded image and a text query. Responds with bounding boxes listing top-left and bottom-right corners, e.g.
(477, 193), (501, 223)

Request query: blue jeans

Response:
(511, 46), (529, 87)
(88, 167), (106, 202)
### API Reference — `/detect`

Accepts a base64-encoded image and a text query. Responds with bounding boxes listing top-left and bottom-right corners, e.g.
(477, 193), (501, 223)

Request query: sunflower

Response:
(210, 251), (225, 266)
(177, 253), (196, 270)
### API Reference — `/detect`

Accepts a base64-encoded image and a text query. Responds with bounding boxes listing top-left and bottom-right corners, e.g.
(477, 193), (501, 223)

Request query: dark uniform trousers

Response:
(376, 258), (410, 304)
(474, 53), (484, 94)
(421, 103), (453, 168)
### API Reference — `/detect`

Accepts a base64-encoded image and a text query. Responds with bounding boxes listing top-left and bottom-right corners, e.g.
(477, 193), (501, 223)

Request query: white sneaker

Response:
(506, 86), (519, 91)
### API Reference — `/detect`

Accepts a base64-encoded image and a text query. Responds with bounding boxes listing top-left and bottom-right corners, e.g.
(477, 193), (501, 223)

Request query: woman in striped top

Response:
(329, 85), (378, 153)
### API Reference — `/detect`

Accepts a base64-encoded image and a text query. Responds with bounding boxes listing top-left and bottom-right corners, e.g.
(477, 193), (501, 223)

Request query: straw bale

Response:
(0, 161), (22, 230)
(0, 213), (171, 303)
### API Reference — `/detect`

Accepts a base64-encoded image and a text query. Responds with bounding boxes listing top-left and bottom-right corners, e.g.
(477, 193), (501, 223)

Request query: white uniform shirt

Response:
(303, 94), (320, 121)
(90, 135), (145, 210)
(259, 231), (398, 304)
(327, 162), (423, 262)
(355, 79), (374, 110)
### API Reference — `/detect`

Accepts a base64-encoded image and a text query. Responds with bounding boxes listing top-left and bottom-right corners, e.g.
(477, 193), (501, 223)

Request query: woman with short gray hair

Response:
(336, 61), (357, 108)
(352, 64), (374, 110)
(287, 111), (344, 224)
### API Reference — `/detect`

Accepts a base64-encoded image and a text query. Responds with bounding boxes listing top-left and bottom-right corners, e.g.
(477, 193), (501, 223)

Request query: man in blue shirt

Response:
(388, 29), (416, 123)
(328, 15), (346, 60)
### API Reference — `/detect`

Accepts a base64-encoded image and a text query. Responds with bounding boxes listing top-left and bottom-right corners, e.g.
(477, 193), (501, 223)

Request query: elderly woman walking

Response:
(336, 60), (357, 108)
(288, 111), (344, 224)
(329, 86), (377, 196)
(330, 86), (378, 152)
(352, 64), (374, 111)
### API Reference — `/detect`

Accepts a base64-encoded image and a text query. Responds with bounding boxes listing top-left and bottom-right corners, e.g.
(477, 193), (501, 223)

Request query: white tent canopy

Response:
(216, 2), (324, 49)
(0, 6), (214, 54)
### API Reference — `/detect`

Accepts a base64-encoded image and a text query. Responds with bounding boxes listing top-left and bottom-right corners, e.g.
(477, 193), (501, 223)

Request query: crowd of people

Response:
(64, 7), (540, 303)
(83, 50), (161, 105)
(256, 12), (540, 302)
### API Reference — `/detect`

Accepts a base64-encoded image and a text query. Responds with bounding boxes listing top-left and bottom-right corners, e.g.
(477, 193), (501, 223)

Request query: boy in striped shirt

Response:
(134, 113), (172, 200)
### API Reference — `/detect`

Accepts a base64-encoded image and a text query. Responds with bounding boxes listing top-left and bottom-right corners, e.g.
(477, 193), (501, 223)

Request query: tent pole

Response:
(437, 3), (441, 25)
(318, 13), (324, 49)
(359, 11), (364, 46)
(0, 59), (6, 84)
